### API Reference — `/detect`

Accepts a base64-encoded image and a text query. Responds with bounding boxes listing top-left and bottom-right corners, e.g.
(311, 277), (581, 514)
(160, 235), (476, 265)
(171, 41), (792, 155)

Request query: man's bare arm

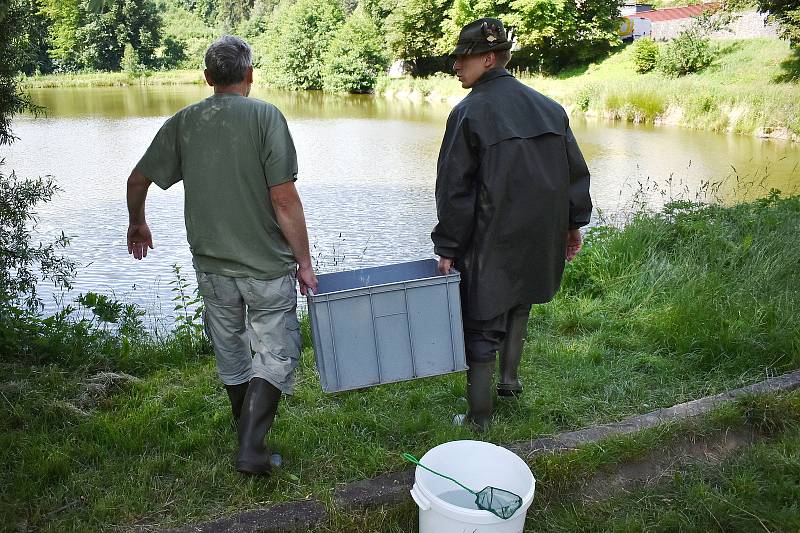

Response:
(126, 169), (154, 260)
(269, 181), (317, 294)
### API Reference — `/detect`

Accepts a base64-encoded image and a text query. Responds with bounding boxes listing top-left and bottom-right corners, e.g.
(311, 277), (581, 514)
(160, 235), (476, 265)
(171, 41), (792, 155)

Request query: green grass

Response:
(532, 398), (800, 532)
(314, 392), (800, 532)
(2, 193), (799, 529)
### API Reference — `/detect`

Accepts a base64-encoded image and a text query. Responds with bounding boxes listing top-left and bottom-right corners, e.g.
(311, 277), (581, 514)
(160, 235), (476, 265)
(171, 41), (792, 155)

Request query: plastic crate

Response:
(307, 259), (467, 392)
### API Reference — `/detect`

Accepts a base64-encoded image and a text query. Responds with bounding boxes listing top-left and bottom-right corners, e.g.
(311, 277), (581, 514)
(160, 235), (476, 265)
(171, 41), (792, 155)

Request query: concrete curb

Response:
(177, 369), (800, 532)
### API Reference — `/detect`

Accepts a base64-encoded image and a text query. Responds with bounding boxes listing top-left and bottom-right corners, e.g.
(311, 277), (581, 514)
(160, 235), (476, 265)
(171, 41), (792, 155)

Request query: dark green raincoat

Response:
(431, 68), (592, 321)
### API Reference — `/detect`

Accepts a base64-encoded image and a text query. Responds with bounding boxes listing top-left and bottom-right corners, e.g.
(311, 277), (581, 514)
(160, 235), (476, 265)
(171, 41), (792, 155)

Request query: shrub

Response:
(656, 30), (716, 76)
(121, 43), (143, 77)
(633, 37), (659, 73)
(0, 166), (75, 312)
(322, 8), (389, 93)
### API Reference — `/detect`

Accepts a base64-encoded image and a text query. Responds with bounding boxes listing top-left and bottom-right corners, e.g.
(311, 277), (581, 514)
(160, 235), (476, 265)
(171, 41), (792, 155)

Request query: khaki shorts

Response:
(195, 271), (301, 394)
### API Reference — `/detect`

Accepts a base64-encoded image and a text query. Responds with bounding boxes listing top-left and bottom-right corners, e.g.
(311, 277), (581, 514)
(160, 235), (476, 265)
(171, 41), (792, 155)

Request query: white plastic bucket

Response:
(410, 440), (536, 533)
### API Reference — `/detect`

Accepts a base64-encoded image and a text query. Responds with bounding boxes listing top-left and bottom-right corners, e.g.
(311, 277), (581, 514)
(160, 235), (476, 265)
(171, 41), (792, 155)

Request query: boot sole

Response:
(497, 386), (523, 398)
(235, 461), (271, 475)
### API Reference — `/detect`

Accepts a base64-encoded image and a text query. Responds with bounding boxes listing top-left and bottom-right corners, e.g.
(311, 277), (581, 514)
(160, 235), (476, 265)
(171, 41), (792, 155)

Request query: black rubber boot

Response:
(498, 307), (528, 398)
(225, 382), (249, 423)
(466, 360), (495, 433)
(235, 378), (281, 475)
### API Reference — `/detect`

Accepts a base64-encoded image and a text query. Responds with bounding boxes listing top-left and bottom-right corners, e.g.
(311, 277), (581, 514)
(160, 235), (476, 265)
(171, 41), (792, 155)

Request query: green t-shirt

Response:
(136, 93), (298, 279)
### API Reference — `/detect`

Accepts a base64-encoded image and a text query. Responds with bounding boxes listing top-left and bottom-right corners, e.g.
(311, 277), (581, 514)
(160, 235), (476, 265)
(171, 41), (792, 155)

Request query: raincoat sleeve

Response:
(565, 124), (592, 229)
(431, 111), (480, 259)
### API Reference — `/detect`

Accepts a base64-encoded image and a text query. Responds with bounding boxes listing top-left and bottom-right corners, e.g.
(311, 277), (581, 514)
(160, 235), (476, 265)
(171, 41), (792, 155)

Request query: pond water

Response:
(4, 85), (798, 325)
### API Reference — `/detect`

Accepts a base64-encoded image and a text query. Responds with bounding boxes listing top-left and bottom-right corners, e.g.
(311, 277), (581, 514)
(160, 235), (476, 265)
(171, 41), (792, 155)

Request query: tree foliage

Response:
(75, 0), (163, 70)
(438, 0), (510, 55)
(322, 7), (389, 92)
(24, 0), (636, 83)
(385, 0), (449, 61)
(756, 0), (800, 45)
(257, 0), (344, 89)
(38, 0), (82, 66)
(0, 0), (40, 145)
(508, 0), (624, 73)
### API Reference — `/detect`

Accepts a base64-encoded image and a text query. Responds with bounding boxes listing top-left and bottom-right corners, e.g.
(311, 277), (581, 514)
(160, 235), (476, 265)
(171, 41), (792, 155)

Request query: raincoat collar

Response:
(472, 68), (513, 89)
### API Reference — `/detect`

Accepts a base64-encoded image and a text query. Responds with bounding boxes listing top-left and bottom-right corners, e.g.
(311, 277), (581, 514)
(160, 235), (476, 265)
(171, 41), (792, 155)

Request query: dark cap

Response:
(451, 18), (513, 56)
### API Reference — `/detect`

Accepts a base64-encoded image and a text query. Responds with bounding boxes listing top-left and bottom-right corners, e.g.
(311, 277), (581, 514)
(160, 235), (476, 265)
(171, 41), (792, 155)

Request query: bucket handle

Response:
(410, 484), (431, 511)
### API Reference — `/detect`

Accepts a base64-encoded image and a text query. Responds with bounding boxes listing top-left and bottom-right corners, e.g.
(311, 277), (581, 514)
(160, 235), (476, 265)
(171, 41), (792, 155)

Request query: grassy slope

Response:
(381, 38), (800, 138)
(2, 194), (799, 529)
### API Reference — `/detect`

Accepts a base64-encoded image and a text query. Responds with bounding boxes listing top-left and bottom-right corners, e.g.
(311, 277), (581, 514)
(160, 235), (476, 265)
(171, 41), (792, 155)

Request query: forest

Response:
(16, 0), (626, 91)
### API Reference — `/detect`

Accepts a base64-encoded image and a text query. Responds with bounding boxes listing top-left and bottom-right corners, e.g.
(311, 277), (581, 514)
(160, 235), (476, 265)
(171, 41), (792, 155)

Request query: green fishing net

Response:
(474, 485), (523, 519)
(404, 453), (523, 520)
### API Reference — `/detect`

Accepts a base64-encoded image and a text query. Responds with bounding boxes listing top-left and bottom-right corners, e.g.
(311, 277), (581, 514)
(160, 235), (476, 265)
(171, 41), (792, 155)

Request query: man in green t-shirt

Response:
(126, 35), (317, 476)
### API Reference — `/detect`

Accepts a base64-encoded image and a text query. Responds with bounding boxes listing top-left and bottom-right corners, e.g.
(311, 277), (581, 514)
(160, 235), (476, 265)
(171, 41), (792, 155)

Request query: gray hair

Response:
(204, 35), (253, 86)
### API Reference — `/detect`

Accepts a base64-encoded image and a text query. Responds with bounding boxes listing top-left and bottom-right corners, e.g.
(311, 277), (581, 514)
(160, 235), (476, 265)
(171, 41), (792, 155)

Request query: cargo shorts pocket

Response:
(284, 311), (301, 353)
(195, 272), (243, 306)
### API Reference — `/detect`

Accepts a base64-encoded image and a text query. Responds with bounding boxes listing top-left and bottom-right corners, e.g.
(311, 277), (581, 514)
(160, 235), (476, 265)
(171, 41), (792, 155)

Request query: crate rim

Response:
(308, 269), (461, 301)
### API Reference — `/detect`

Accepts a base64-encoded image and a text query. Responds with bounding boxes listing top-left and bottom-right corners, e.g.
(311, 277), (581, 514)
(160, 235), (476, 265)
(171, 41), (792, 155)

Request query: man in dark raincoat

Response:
(432, 18), (593, 431)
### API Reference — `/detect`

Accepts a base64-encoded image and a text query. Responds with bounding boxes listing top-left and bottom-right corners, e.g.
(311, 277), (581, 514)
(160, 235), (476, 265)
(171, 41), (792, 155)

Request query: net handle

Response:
(402, 453), (477, 495)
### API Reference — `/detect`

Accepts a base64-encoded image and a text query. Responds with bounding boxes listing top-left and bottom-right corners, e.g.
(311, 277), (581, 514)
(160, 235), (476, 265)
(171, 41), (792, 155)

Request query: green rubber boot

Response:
(498, 307), (528, 398)
(224, 382), (249, 423)
(465, 360), (495, 433)
(235, 378), (281, 475)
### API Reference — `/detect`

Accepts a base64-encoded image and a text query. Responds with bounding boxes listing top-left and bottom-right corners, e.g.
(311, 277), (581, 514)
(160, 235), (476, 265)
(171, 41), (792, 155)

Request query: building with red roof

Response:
(632, 3), (719, 22)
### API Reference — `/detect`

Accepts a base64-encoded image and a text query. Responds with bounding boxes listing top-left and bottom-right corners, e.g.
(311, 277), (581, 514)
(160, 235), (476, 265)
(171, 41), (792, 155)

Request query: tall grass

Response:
(557, 191), (800, 373)
(21, 69), (207, 88)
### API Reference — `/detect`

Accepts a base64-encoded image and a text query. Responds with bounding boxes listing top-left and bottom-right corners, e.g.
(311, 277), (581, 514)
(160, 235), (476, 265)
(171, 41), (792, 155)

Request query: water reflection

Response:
(4, 85), (798, 324)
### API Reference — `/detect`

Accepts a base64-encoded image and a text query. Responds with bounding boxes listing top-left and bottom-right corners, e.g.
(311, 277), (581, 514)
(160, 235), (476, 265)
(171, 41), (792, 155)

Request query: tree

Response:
(384, 0), (450, 61)
(755, 0), (800, 45)
(508, 0), (624, 73)
(38, 0), (82, 68)
(216, 0), (251, 32)
(322, 7), (389, 92)
(437, 0), (511, 55)
(1, 0), (40, 144)
(0, 0), (76, 314)
(75, 0), (163, 71)
(257, 0), (344, 90)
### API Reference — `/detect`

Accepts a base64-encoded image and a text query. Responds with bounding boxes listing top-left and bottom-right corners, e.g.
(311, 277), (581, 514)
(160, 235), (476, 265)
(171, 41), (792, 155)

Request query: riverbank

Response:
(20, 69), (206, 88)
(378, 38), (800, 142)
(3, 192), (799, 529)
(20, 39), (798, 140)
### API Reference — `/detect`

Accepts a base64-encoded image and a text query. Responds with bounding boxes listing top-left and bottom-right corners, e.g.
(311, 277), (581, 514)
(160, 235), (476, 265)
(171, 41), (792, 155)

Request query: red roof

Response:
(631, 3), (718, 22)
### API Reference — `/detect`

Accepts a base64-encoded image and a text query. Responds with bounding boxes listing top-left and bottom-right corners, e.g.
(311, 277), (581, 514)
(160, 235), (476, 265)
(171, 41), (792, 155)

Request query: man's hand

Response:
(127, 169), (153, 260)
(297, 263), (318, 296)
(127, 223), (154, 260)
(438, 256), (454, 275)
(566, 228), (582, 262)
